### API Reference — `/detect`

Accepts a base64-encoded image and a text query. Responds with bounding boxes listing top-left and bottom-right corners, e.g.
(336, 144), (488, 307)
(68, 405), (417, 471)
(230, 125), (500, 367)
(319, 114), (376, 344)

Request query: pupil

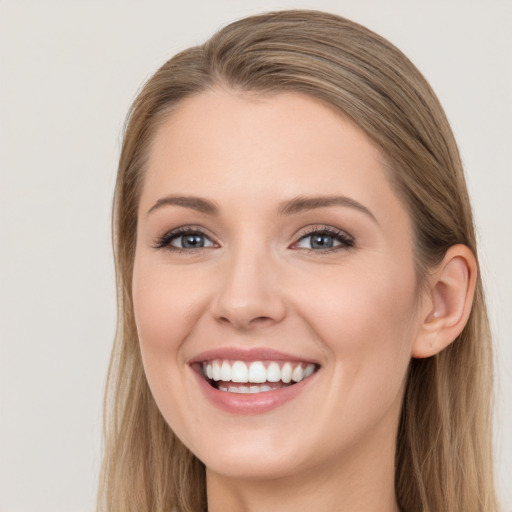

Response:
(311, 234), (333, 249)
(183, 234), (204, 248)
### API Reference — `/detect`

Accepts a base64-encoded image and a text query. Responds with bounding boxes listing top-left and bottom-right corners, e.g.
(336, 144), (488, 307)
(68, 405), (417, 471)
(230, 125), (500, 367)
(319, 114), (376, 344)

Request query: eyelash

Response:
(153, 225), (355, 253)
(294, 226), (354, 253)
(153, 226), (214, 252)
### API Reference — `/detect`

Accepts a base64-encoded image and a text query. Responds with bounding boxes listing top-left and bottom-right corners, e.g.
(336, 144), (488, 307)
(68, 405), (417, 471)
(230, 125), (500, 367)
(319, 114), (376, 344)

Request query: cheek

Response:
(131, 258), (194, 405)
(131, 258), (207, 435)
(295, 259), (418, 386)
(289, 263), (418, 447)
(132, 257), (201, 354)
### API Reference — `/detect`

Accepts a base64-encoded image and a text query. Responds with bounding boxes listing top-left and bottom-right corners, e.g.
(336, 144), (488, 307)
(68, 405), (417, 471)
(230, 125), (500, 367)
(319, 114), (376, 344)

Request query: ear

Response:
(412, 244), (477, 358)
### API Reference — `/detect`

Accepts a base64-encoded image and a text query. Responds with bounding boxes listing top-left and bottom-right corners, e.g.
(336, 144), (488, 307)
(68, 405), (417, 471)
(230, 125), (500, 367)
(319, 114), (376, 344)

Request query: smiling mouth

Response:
(197, 359), (319, 394)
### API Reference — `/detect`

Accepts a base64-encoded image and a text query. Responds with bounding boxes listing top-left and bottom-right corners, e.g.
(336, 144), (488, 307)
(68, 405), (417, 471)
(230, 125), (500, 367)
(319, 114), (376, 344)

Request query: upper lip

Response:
(188, 347), (320, 365)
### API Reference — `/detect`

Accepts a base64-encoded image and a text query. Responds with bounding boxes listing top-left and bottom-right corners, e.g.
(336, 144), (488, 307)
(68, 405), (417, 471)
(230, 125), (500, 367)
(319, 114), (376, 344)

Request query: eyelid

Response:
(152, 224), (354, 252)
(291, 225), (355, 251)
(153, 225), (219, 250)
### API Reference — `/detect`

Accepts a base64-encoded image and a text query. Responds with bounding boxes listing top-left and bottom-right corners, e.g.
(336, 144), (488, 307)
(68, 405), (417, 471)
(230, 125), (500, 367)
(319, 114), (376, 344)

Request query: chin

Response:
(203, 445), (305, 482)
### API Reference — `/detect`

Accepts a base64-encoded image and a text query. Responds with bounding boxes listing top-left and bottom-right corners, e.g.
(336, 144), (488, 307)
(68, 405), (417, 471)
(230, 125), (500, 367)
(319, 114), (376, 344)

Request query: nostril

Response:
(216, 315), (274, 330)
(250, 316), (274, 325)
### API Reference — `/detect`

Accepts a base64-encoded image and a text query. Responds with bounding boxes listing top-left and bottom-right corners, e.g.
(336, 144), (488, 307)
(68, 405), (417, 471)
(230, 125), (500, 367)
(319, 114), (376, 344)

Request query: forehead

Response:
(141, 88), (406, 224)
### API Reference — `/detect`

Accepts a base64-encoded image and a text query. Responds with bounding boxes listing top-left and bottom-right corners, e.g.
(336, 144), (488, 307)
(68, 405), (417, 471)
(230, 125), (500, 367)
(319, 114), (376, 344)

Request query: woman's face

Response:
(133, 89), (423, 481)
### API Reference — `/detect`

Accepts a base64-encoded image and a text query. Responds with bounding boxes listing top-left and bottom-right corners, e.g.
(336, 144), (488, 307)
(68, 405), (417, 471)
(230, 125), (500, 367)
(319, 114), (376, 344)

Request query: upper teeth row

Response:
(203, 360), (315, 384)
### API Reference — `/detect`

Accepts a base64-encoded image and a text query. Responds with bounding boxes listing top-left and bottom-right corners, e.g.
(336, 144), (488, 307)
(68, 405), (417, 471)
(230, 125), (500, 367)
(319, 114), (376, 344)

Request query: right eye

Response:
(170, 232), (215, 249)
(154, 228), (216, 251)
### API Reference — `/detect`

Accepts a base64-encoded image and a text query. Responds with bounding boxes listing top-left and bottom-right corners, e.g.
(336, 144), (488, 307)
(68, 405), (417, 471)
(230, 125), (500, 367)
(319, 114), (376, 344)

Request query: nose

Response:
(209, 246), (286, 331)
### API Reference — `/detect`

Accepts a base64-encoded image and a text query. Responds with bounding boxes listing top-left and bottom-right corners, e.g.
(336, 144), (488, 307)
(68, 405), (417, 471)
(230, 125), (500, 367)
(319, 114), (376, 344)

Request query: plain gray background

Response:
(0, 1), (510, 510)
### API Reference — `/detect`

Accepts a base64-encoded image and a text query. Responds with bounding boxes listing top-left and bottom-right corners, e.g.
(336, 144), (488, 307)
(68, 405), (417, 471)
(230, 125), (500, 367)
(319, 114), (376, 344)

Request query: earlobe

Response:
(412, 244), (477, 359)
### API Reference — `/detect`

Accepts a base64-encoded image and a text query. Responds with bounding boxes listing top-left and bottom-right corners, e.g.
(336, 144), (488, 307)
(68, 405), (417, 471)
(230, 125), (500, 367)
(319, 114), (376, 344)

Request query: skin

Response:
(132, 88), (473, 512)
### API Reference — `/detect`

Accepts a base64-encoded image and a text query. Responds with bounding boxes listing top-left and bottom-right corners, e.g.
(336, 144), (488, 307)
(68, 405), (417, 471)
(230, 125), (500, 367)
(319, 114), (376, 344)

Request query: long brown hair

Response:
(99, 10), (497, 512)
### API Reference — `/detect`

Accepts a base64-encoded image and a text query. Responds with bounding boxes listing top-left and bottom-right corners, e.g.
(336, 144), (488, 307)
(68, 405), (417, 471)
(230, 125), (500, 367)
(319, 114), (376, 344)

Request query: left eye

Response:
(169, 232), (215, 249)
(295, 230), (353, 250)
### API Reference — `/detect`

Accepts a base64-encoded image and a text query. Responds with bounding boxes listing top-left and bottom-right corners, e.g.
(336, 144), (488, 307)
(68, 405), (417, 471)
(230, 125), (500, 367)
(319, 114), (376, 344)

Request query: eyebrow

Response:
(147, 196), (219, 216)
(278, 195), (378, 223)
(146, 194), (377, 223)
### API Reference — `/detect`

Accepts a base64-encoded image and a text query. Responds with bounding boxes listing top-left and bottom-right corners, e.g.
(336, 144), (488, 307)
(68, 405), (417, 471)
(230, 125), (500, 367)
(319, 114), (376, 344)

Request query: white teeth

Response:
(231, 361), (249, 382)
(221, 384), (279, 394)
(266, 362), (281, 382)
(291, 365), (304, 382)
(248, 361), (267, 383)
(281, 362), (292, 383)
(220, 361), (231, 381)
(304, 364), (315, 378)
(203, 359), (317, 386)
(212, 360), (221, 381)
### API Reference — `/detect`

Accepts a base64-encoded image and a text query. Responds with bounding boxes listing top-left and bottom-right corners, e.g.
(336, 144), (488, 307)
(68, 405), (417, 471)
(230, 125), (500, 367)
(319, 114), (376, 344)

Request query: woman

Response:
(99, 10), (497, 512)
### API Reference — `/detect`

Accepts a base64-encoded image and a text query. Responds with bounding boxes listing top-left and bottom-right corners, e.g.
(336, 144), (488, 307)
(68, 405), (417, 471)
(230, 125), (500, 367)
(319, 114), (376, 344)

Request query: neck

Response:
(206, 433), (399, 512)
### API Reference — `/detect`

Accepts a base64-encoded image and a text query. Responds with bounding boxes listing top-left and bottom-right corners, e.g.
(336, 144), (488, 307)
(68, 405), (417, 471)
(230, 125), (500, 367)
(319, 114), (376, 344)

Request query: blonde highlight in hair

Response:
(99, 10), (497, 511)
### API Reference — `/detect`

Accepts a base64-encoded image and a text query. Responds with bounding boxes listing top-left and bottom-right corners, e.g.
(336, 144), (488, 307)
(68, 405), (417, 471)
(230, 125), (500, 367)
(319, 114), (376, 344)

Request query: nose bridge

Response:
(210, 237), (285, 329)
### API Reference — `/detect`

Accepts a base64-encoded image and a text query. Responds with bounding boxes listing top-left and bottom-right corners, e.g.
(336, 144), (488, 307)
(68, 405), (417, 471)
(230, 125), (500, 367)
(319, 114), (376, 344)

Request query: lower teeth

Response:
(216, 382), (291, 393)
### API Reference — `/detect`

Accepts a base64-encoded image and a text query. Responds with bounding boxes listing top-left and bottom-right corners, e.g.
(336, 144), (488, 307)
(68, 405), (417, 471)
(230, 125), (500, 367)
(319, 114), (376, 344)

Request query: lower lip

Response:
(192, 369), (317, 415)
